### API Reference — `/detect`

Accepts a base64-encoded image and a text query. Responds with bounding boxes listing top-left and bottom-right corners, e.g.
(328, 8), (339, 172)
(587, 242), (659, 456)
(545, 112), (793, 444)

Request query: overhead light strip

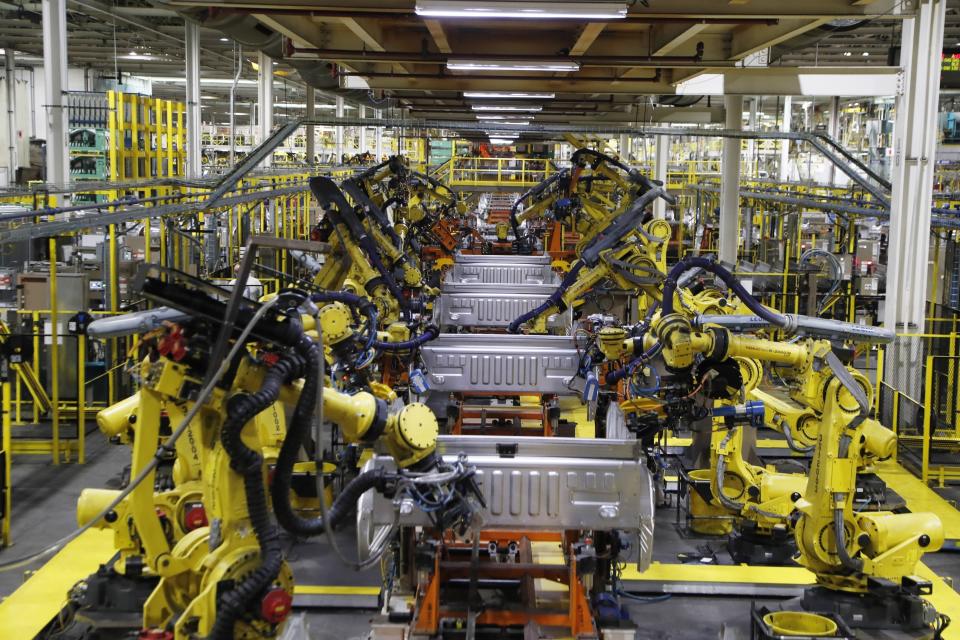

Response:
(416, 1), (627, 20)
(464, 91), (555, 99)
(448, 59), (579, 72)
(471, 104), (543, 112)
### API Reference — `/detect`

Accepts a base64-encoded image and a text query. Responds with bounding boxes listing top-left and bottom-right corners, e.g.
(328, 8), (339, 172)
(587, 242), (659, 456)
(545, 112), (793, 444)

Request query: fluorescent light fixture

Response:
(497, 121), (531, 126)
(489, 137), (518, 144)
(449, 59), (579, 72)
(133, 76), (259, 86)
(219, 37), (229, 42)
(464, 91), (555, 99)
(122, 52), (152, 60)
(472, 104), (542, 112)
(416, 1), (627, 20)
(475, 114), (534, 120)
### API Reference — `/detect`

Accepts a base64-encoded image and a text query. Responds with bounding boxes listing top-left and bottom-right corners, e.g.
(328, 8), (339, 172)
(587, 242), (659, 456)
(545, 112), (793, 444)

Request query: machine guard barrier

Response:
(357, 436), (655, 571)
(435, 283), (572, 330)
(420, 333), (580, 394)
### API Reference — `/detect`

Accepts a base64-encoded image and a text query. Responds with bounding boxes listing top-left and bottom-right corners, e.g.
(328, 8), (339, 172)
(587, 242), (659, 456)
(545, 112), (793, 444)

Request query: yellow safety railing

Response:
(445, 157), (556, 188)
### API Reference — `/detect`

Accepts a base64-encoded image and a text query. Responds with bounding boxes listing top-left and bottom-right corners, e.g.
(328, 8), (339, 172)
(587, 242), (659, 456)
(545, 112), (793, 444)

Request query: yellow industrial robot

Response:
(645, 257), (946, 636)
(59, 267), (477, 640)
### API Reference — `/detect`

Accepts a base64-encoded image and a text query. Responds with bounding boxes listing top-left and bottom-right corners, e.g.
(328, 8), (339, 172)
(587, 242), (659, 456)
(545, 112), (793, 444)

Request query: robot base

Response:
(795, 581), (940, 640)
(727, 522), (797, 566)
(751, 604), (855, 640)
(40, 563), (160, 640)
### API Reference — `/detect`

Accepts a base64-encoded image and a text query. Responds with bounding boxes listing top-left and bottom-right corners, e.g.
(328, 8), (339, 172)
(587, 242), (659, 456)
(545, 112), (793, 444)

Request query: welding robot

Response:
(56, 262), (477, 640)
(646, 257), (947, 637)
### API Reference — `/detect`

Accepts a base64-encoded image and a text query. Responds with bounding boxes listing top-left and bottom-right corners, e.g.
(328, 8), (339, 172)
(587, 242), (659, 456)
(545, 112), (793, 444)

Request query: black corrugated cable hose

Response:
(271, 334), (395, 537)
(210, 353), (306, 639)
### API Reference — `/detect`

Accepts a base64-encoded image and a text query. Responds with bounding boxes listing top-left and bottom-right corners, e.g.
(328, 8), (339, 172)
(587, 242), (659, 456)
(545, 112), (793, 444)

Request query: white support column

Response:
(335, 96), (345, 163)
(778, 95), (792, 182)
(653, 134), (669, 219)
(746, 97), (758, 178)
(5, 50), (17, 177)
(618, 133), (629, 163)
(305, 87), (315, 166)
(358, 105), (367, 155)
(184, 20), (201, 179)
(883, 0), (946, 398)
(375, 108), (383, 160)
(42, 0), (68, 189)
(719, 95), (743, 266)
(827, 96), (841, 185)
(257, 50), (273, 168)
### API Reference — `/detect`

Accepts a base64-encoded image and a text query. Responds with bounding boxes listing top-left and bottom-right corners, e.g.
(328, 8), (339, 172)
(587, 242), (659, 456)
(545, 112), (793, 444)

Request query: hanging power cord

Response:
(0, 297), (281, 573)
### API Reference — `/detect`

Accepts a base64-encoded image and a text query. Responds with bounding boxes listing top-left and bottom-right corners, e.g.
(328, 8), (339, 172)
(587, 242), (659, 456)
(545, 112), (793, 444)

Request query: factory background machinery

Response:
(0, 1), (960, 639)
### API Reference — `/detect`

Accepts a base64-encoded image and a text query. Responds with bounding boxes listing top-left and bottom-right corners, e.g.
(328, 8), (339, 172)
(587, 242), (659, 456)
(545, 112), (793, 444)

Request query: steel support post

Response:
(778, 95), (792, 182)
(258, 50), (273, 168)
(719, 95), (743, 265)
(42, 0), (69, 190)
(654, 134), (669, 219)
(828, 96), (840, 185)
(306, 87), (315, 165)
(375, 108), (383, 160)
(5, 50), (16, 178)
(746, 97), (758, 177)
(184, 20), (201, 179)
(358, 105), (367, 154)
(883, 0), (947, 402)
(335, 97), (345, 162)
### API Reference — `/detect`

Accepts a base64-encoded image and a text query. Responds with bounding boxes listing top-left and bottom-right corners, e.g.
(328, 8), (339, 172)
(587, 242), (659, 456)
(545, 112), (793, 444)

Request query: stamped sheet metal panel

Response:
(435, 282), (571, 330)
(357, 437), (655, 569)
(445, 261), (559, 285)
(420, 333), (579, 394)
(454, 252), (551, 265)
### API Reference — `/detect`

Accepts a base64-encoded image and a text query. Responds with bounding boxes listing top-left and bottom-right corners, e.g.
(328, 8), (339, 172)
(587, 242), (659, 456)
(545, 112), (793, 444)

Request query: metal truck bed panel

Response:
(357, 436), (655, 571)
(445, 261), (559, 285)
(435, 283), (570, 330)
(420, 333), (580, 394)
(454, 253), (551, 265)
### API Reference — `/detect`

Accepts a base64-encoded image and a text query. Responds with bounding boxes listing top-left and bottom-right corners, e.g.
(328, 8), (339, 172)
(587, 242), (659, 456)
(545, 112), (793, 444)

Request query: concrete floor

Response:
(1, 430), (958, 639)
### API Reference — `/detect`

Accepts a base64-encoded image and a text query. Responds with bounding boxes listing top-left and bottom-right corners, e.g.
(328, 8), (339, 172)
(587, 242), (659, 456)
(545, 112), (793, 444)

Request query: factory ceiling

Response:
(1, 0), (959, 124)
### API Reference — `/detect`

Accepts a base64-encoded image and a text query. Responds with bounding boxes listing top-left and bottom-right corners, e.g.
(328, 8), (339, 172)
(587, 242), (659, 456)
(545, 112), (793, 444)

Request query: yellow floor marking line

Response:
(294, 585), (381, 596)
(0, 528), (112, 639)
(876, 460), (960, 541)
(620, 562), (816, 585)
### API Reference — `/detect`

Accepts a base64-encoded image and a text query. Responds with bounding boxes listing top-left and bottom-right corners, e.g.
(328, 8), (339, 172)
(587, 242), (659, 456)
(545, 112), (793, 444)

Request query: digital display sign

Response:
(942, 48), (960, 88)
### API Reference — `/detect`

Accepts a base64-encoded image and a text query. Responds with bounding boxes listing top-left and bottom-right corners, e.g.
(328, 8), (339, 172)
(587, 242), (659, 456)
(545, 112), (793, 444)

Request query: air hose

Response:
(210, 353), (305, 639)
(371, 324), (439, 351)
(269, 334), (393, 536)
(662, 257), (785, 326)
(507, 261), (585, 333)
